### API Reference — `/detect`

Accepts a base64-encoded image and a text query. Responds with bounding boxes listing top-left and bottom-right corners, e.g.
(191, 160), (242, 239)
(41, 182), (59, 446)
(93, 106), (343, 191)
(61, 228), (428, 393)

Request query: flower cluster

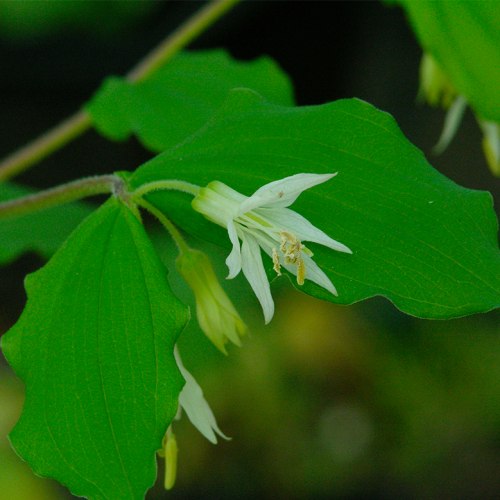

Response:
(158, 173), (351, 490)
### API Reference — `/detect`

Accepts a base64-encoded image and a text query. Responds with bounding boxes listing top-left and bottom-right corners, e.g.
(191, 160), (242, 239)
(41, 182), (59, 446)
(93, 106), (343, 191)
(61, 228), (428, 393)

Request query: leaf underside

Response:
(1, 197), (189, 500)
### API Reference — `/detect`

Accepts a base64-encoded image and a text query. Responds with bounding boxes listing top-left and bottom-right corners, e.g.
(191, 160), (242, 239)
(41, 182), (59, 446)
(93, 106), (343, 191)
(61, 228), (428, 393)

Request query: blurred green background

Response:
(1, 2), (500, 500)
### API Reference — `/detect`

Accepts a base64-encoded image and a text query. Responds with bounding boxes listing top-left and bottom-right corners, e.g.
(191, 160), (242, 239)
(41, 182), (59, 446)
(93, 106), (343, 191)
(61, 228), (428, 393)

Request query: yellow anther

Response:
(272, 248), (281, 276)
(279, 230), (307, 285)
(297, 257), (306, 285)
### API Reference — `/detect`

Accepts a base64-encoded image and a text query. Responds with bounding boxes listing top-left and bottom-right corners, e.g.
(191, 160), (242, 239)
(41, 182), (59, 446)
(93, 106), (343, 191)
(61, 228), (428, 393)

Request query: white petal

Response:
(174, 347), (229, 444)
(283, 252), (338, 296)
(225, 219), (242, 279)
(191, 189), (237, 228)
(257, 207), (352, 254)
(433, 94), (468, 154)
(302, 253), (338, 295)
(240, 232), (275, 324)
(237, 173), (337, 215)
(209, 181), (248, 204)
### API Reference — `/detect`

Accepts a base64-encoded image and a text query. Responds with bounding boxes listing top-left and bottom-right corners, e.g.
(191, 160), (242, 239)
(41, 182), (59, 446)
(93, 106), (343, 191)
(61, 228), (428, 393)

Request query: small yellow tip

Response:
(296, 258), (306, 286)
(164, 433), (178, 490)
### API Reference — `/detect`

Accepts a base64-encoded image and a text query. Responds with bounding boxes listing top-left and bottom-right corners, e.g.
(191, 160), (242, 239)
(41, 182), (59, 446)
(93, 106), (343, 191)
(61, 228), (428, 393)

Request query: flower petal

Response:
(225, 219), (242, 279)
(209, 180), (248, 204)
(433, 94), (468, 154)
(191, 188), (237, 227)
(258, 207), (352, 254)
(300, 253), (338, 295)
(237, 173), (337, 215)
(258, 242), (338, 296)
(174, 347), (229, 444)
(281, 252), (338, 296)
(240, 232), (275, 324)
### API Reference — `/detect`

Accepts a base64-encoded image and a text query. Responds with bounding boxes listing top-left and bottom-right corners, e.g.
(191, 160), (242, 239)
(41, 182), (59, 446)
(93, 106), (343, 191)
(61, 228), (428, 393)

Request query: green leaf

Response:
(1, 197), (189, 500)
(130, 89), (500, 319)
(86, 49), (294, 152)
(391, 1), (500, 122)
(0, 182), (95, 265)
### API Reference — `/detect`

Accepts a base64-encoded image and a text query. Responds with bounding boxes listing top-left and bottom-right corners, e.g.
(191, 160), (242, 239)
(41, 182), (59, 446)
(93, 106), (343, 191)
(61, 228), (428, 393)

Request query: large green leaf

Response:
(86, 49), (294, 153)
(0, 182), (95, 265)
(130, 89), (500, 319)
(391, 1), (500, 122)
(1, 197), (189, 500)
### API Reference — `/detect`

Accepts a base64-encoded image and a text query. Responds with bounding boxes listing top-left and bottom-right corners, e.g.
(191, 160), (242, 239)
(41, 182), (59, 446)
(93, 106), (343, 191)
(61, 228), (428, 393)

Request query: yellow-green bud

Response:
(419, 52), (457, 109)
(176, 249), (246, 354)
(480, 120), (500, 176)
(158, 426), (178, 490)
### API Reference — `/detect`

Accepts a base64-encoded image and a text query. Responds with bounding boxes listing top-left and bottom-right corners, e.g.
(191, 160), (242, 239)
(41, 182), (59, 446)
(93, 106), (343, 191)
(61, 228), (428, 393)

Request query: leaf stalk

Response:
(136, 198), (190, 254)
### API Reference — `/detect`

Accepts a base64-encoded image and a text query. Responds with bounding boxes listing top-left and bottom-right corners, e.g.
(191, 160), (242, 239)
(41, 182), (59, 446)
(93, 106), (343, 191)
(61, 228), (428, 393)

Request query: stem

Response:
(127, 0), (242, 82)
(136, 198), (190, 253)
(131, 180), (200, 201)
(0, 110), (91, 183)
(0, 174), (120, 219)
(0, 0), (241, 183)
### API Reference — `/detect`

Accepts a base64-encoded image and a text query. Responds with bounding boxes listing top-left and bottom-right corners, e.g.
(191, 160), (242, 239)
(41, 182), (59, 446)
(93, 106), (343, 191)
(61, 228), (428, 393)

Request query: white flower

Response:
(158, 347), (228, 490)
(192, 173), (352, 324)
(174, 346), (229, 444)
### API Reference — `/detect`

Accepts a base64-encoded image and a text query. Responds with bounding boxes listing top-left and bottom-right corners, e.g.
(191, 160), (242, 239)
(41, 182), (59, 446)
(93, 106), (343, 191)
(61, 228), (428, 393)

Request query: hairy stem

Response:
(0, 0), (241, 183)
(131, 180), (201, 201)
(0, 175), (121, 219)
(136, 198), (190, 254)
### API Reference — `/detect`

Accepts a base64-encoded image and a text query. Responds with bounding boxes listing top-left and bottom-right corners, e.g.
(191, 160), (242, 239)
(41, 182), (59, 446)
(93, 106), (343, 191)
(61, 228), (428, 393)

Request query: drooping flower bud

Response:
(176, 249), (246, 354)
(418, 52), (457, 109)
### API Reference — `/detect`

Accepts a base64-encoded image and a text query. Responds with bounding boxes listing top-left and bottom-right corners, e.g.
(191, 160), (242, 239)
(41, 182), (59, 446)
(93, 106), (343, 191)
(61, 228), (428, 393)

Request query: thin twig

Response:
(0, 0), (241, 183)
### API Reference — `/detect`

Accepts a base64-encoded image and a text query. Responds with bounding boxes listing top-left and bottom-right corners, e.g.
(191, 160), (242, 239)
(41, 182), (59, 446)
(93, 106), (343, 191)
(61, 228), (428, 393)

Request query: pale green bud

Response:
(176, 249), (246, 354)
(480, 120), (500, 176)
(419, 52), (458, 109)
(158, 426), (178, 490)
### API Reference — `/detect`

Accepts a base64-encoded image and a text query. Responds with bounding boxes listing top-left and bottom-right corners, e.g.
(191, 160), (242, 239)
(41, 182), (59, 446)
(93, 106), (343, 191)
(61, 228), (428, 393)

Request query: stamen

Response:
(296, 257), (306, 285)
(272, 248), (281, 276)
(279, 230), (307, 284)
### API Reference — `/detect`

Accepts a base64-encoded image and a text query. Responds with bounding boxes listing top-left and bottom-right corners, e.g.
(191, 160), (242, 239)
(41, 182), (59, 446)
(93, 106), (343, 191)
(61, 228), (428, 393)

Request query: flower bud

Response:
(480, 120), (500, 176)
(419, 52), (457, 108)
(176, 249), (246, 354)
